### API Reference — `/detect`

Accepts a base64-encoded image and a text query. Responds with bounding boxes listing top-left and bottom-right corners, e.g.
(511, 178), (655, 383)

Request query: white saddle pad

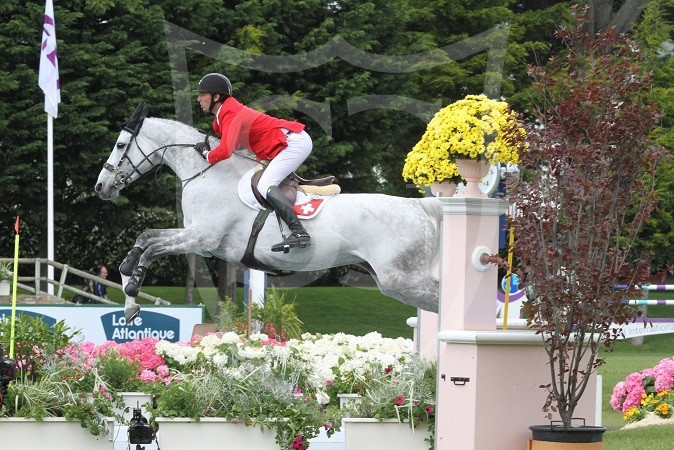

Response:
(237, 168), (334, 220)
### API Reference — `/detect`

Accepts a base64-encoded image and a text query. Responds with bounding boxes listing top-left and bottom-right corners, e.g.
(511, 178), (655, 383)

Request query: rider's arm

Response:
(206, 99), (242, 164)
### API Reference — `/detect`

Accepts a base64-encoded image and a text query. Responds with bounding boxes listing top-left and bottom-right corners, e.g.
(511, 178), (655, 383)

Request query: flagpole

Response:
(47, 114), (54, 295)
(40, 0), (60, 296)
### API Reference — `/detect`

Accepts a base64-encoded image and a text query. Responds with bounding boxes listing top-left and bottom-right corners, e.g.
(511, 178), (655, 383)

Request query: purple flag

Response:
(38, 0), (60, 118)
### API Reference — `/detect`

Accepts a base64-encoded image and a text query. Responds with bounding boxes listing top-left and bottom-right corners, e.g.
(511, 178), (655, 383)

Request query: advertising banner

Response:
(0, 304), (204, 343)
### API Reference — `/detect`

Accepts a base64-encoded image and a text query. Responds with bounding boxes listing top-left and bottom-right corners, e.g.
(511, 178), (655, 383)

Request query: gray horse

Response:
(95, 103), (442, 321)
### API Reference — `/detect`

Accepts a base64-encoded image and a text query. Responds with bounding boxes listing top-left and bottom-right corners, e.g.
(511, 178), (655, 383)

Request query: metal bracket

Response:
(450, 377), (470, 386)
(471, 246), (492, 272)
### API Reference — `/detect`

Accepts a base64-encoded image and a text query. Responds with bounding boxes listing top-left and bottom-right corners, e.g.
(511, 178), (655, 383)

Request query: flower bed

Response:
(1, 317), (434, 450)
(611, 357), (674, 424)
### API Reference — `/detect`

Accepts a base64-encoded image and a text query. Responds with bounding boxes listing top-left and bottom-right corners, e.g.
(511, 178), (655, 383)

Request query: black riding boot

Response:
(266, 186), (311, 252)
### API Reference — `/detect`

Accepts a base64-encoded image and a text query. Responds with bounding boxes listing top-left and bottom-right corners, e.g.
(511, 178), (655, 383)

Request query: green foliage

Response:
(96, 351), (142, 392)
(0, 262), (11, 281)
(0, 369), (122, 436)
(0, 314), (79, 381)
(252, 287), (303, 341)
(148, 367), (334, 449)
(347, 355), (436, 450)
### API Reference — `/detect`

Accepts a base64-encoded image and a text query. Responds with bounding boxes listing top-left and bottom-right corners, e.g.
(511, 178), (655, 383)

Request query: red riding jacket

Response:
(206, 97), (305, 164)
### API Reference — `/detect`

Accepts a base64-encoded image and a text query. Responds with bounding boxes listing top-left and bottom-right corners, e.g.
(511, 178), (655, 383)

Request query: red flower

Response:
(290, 434), (306, 450)
(395, 395), (405, 405)
(425, 405), (434, 414)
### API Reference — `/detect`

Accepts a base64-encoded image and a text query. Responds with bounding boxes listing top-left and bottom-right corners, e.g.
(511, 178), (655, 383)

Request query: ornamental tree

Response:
(510, 9), (666, 428)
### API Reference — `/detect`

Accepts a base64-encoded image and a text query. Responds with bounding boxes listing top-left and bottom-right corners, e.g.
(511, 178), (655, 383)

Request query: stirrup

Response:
(271, 233), (311, 253)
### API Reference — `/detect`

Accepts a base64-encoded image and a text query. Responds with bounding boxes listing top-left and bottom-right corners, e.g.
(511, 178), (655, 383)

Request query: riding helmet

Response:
(197, 73), (232, 97)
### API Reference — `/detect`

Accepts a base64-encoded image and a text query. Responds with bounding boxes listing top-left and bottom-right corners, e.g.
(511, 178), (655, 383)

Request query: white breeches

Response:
(258, 129), (312, 198)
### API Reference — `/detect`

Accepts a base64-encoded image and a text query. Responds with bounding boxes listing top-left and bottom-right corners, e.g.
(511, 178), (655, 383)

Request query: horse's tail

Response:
(419, 197), (443, 272)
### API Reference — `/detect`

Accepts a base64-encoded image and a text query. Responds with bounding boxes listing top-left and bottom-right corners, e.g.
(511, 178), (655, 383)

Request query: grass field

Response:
(96, 284), (674, 447)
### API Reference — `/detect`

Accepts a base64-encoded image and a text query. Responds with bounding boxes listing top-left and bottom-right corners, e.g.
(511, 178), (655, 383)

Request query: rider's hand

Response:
(194, 142), (210, 160)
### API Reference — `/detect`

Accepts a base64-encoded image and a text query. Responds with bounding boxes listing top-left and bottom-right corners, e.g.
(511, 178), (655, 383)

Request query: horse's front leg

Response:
(120, 228), (211, 322)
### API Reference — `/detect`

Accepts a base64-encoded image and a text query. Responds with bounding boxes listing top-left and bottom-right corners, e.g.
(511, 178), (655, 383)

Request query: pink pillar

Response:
(433, 197), (598, 450)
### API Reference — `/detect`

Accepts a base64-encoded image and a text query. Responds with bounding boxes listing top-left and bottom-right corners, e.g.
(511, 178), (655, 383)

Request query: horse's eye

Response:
(116, 142), (126, 149)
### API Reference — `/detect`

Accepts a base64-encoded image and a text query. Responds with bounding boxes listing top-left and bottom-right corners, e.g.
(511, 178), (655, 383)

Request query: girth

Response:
(240, 167), (336, 273)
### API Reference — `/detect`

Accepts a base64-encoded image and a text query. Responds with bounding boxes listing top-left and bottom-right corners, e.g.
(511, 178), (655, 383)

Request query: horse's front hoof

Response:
(124, 304), (141, 323)
(119, 246), (144, 276)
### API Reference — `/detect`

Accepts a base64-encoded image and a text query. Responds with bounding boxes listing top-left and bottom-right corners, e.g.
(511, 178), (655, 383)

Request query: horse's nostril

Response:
(95, 183), (102, 192)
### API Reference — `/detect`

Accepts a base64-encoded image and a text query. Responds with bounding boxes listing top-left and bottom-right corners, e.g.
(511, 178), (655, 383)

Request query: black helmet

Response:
(197, 73), (232, 97)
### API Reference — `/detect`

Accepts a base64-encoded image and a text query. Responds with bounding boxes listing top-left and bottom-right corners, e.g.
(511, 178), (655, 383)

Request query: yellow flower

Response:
(402, 94), (528, 185)
(656, 403), (671, 418)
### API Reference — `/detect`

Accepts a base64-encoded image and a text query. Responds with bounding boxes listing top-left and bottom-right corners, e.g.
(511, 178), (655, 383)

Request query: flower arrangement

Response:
(1, 311), (430, 449)
(611, 357), (674, 424)
(402, 94), (527, 185)
(344, 354), (436, 449)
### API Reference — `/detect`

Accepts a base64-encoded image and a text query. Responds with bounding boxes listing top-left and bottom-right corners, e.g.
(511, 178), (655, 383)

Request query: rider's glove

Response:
(194, 141), (210, 160)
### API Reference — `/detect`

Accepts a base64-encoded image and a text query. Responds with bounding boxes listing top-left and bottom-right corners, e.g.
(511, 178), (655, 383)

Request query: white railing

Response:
(0, 257), (170, 305)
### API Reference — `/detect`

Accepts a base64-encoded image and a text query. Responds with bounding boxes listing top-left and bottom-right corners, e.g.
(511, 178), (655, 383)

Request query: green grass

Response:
(82, 284), (674, 447)
(115, 285), (417, 339)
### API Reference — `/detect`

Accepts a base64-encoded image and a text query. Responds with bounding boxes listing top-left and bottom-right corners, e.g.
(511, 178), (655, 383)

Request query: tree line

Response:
(1, 0), (673, 288)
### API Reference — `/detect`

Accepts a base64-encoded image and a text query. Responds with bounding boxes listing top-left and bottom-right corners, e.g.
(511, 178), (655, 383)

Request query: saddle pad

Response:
(238, 168), (334, 220)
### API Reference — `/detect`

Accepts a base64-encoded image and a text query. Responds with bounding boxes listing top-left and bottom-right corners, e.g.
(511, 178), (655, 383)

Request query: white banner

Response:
(0, 304), (204, 344)
(39, 0), (61, 118)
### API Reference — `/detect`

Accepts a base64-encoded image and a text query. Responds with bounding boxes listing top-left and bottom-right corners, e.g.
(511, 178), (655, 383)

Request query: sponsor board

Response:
(0, 305), (203, 343)
(618, 318), (674, 339)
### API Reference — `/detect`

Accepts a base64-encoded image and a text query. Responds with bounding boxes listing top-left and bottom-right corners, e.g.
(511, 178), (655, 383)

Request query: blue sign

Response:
(100, 310), (180, 343)
(0, 309), (57, 327)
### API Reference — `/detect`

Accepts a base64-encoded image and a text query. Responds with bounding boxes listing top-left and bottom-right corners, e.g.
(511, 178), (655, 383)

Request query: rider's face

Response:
(197, 92), (213, 112)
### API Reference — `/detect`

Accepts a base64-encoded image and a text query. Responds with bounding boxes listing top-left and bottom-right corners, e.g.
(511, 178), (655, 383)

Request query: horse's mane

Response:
(144, 117), (258, 170)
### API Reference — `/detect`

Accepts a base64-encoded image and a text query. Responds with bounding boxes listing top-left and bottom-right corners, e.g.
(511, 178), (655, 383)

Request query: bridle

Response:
(102, 101), (213, 189)
(102, 102), (153, 188)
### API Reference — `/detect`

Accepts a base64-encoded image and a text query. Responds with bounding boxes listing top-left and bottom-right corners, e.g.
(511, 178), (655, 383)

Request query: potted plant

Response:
(0, 315), (121, 447)
(402, 94), (526, 196)
(342, 355), (436, 450)
(148, 366), (336, 450)
(510, 10), (665, 445)
(0, 262), (12, 295)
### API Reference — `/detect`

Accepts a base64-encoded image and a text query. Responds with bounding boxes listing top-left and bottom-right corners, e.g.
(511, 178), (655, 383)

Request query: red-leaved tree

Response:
(510, 8), (666, 428)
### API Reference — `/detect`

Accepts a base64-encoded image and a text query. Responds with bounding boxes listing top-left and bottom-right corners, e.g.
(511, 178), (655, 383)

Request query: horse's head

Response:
(95, 102), (152, 200)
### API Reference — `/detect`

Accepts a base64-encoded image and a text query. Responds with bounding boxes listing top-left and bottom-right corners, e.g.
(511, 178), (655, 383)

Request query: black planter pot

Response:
(529, 424), (606, 443)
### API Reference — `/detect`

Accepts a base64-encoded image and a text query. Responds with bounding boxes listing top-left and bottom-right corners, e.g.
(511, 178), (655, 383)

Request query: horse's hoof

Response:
(124, 304), (141, 323)
(119, 246), (144, 276)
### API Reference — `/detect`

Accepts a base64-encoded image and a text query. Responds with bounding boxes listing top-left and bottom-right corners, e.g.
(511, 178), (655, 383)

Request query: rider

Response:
(194, 73), (312, 251)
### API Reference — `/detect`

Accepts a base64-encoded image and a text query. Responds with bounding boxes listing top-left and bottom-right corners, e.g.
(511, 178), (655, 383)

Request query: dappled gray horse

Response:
(95, 103), (442, 321)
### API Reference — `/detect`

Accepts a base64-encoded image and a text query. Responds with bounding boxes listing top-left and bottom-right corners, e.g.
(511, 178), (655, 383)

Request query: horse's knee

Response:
(119, 246), (144, 276)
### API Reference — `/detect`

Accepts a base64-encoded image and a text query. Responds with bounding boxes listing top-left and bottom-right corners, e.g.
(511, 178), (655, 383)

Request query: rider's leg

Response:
(266, 185), (310, 249)
(257, 129), (312, 250)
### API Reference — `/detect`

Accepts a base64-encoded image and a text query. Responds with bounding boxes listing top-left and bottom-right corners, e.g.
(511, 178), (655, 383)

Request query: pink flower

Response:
(290, 435), (306, 450)
(425, 405), (434, 414)
(139, 369), (158, 383)
(395, 395), (405, 406)
(384, 367), (392, 376)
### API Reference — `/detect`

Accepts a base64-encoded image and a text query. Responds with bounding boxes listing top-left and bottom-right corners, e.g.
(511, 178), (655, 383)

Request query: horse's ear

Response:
(139, 103), (150, 125)
(122, 101), (146, 133)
